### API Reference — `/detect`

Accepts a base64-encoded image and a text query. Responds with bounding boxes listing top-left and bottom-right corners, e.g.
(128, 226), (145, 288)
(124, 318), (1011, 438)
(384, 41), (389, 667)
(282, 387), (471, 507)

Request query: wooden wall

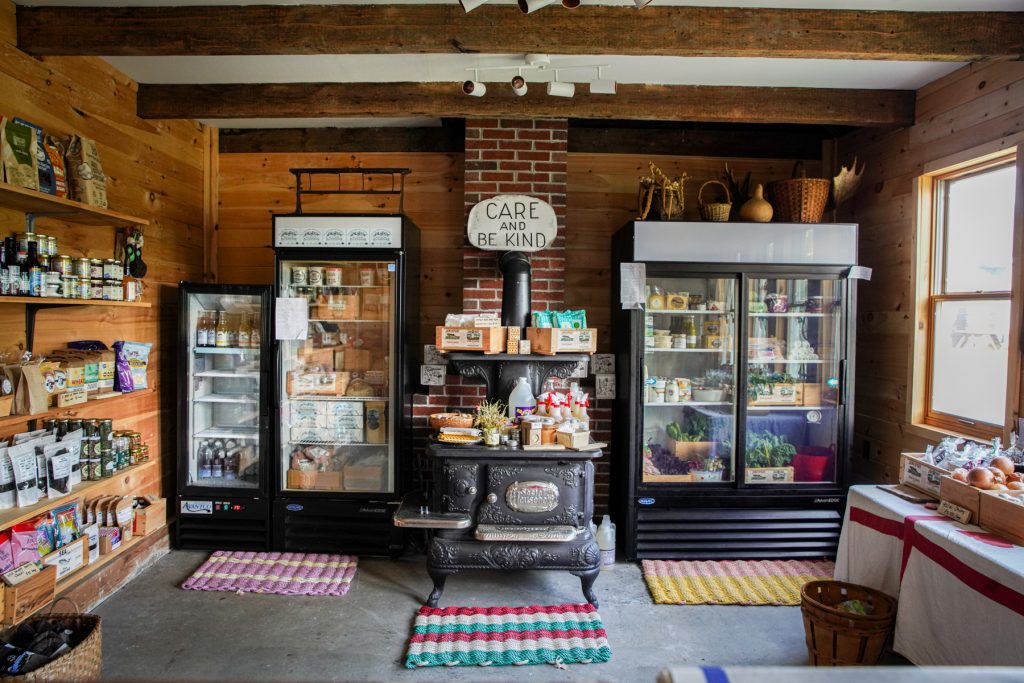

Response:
(0, 5), (206, 601)
(838, 61), (1024, 482)
(216, 153), (464, 342)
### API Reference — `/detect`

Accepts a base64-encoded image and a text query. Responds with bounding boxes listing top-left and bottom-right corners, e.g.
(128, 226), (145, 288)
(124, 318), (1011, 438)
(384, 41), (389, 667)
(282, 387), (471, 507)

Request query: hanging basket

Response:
(698, 180), (732, 222)
(769, 162), (831, 223)
(800, 580), (896, 667)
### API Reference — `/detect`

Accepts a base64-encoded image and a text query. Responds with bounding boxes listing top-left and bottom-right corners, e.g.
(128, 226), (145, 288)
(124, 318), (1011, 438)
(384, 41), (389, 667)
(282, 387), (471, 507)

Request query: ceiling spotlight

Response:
(562, 0), (582, 6)
(511, 75), (528, 97)
(463, 80), (486, 97)
(634, 0), (655, 6)
(547, 80), (575, 98)
(518, 0), (558, 13)
(460, 0), (492, 12)
(590, 66), (616, 95)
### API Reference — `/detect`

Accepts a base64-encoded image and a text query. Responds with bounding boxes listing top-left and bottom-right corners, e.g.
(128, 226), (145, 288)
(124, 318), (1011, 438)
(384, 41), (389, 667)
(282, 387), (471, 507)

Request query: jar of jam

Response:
(62, 275), (79, 299)
(53, 255), (73, 276)
(78, 277), (92, 300)
(47, 235), (57, 257)
(102, 259), (120, 280)
(89, 258), (103, 280)
(74, 257), (91, 279)
(90, 278), (103, 300)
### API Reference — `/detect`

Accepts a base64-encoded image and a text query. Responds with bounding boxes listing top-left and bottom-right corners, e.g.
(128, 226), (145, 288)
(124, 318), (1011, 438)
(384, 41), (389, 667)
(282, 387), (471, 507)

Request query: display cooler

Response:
(612, 221), (868, 560)
(177, 283), (273, 551)
(272, 168), (419, 556)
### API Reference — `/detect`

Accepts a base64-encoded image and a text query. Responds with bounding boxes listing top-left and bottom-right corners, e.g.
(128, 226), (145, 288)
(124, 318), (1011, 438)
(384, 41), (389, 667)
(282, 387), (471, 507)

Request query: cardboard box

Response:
(286, 370), (350, 396)
(132, 496), (167, 536)
(361, 287), (390, 320)
(745, 466), (795, 483)
(315, 294), (360, 321)
(940, 475), (983, 522)
(555, 430), (590, 449)
(289, 427), (364, 443)
(343, 464), (385, 491)
(326, 401), (364, 419)
(2, 564), (56, 626)
(290, 400), (327, 427)
(800, 383), (822, 406)
(435, 326), (506, 354)
(80, 522), (100, 564)
(526, 328), (597, 355)
(41, 535), (89, 581)
(99, 525), (130, 555)
(979, 489), (1024, 546)
(520, 421), (543, 447)
(898, 452), (944, 498)
(286, 469), (343, 491)
(506, 326), (522, 354)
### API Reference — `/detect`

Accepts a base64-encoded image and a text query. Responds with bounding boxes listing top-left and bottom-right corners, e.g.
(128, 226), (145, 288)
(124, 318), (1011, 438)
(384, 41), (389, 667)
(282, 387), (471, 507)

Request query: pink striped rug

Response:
(181, 551), (358, 596)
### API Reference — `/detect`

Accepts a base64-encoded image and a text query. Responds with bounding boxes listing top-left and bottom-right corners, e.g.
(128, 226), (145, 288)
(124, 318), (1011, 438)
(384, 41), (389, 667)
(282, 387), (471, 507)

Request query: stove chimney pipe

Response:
(499, 251), (531, 329)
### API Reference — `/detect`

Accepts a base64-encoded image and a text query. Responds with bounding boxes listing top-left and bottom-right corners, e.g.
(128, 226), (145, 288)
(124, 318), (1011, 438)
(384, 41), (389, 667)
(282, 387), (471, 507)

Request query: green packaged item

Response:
(531, 310), (554, 328)
(1, 117), (39, 191)
(555, 310), (587, 329)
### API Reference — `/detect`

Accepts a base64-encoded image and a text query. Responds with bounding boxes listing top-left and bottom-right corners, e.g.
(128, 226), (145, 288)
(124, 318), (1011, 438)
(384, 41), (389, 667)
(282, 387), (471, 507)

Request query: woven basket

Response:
(0, 610), (102, 681)
(698, 180), (732, 222)
(800, 580), (896, 666)
(770, 163), (831, 223)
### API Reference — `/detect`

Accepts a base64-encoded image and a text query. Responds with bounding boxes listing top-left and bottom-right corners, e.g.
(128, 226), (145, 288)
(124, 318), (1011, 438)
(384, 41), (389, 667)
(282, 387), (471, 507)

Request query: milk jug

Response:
(596, 515), (615, 571)
(508, 377), (537, 420)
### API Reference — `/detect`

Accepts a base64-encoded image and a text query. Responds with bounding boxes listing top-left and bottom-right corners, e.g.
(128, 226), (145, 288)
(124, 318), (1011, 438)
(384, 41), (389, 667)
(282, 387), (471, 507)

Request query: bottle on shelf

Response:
(250, 312), (261, 350)
(238, 313), (251, 349)
(228, 313), (240, 348)
(212, 444), (225, 477)
(198, 441), (213, 478)
(215, 311), (230, 348)
(596, 515), (616, 571)
(25, 241), (42, 297)
(224, 448), (239, 480)
(196, 310), (210, 347)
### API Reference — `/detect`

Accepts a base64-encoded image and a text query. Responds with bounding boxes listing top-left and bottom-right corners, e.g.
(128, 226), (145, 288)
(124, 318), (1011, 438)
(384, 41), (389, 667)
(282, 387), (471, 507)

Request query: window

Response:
(923, 154), (1018, 438)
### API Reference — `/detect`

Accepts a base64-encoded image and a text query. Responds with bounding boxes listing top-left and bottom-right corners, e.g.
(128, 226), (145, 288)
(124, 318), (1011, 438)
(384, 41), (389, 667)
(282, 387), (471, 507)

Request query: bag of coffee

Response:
(65, 135), (107, 207)
(8, 364), (48, 416)
(12, 118), (53, 195)
(43, 135), (67, 198)
(1, 117), (38, 191)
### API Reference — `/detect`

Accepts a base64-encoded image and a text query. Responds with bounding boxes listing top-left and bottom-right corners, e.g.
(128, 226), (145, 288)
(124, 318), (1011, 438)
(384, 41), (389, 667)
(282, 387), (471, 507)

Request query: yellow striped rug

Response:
(641, 559), (834, 605)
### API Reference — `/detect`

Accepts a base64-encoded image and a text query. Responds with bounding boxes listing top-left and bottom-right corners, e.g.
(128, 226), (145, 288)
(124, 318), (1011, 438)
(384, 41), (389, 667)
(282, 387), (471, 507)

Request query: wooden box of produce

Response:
(286, 370), (350, 396)
(898, 452), (943, 498)
(435, 326), (506, 354)
(670, 439), (714, 460)
(745, 466), (795, 483)
(132, 496), (168, 536)
(939, 476), (983, 522)
(3, 565), (57, 626)
(749, 383), (801, 406)
(287, 469), (343, 491)
(979, 490), (1024, 546)
(526, 328), (597, 355)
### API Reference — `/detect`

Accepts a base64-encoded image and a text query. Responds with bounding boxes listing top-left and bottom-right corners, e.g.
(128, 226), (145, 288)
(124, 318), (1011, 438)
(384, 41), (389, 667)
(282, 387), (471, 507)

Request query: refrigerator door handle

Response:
(838, 359), (848, 406)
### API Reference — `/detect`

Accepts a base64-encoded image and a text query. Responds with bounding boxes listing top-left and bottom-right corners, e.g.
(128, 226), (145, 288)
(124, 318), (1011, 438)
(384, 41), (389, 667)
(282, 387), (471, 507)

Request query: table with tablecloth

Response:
(835, 484), (1024, 666)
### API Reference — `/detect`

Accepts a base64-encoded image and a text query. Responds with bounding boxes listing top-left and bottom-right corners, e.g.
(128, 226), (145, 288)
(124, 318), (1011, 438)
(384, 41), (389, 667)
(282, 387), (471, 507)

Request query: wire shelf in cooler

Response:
(749, 312), (828, 318)
(747, 404), (836, 412)
(188, 476), (260, 489)
(194, 370), (260, 379)
(287, 440), (386, 447)
(193, 393), (259, 404)
(193, 426), (260, 439)
(306, 319), (388, 324)
(194, 347), (260, 355)
(284, 395), (389, 402)
(747, 359), (832, 364)
(647, 310), (734, 316)
(283, 284), (384, 290)
(645, 348), (731, 354)
(644, 401), (732, 407)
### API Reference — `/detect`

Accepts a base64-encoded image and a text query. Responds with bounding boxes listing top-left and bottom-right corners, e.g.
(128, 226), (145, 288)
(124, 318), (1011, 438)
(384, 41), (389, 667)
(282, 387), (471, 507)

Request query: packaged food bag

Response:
(114, 341), (151, 392)
(1, 117), (38, 191)
(65, 134), (107, 207)
(43, 134), (67, 197)
(9, 364), (49, 416)
(12, 118), (53, 195)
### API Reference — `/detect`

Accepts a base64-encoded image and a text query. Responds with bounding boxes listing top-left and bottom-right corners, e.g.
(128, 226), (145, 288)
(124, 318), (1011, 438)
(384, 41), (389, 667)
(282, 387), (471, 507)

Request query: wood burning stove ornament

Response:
(394, 194), (602, 607)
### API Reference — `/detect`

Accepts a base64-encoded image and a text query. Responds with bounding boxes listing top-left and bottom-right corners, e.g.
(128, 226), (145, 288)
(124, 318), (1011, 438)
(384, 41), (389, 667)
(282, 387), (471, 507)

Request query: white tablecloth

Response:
(835, 485), (1024, 666)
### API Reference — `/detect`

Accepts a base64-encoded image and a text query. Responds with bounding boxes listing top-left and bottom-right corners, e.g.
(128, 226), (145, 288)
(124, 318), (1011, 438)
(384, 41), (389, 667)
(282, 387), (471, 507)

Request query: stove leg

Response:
(426, 569), (448, 608)
(573, 568), (600, 608)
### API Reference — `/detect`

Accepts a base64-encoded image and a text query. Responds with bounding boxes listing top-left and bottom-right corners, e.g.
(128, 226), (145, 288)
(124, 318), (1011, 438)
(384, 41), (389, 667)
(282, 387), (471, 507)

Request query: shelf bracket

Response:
(25, 301), (81, 354)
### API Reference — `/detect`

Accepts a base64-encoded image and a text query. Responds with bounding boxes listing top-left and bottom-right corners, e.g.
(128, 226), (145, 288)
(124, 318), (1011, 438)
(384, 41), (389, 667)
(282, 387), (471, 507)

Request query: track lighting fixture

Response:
(634, 0), (655, 7)
(459, 0), (492, 12)
(590, 66), (617, 95)
(461, 57), (613, 100)
(546, 80), (575, 98)
(518, 0), (558, 13)
(463, 80), (486, 97)
(511, 74), (528, 97)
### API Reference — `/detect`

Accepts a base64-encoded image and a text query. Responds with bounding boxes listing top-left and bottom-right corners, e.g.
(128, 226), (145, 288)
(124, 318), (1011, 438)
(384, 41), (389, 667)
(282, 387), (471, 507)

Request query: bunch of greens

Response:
(747, 369), (795, 398)
(666, 413), (711, 442)
(745, 432), (797, 468)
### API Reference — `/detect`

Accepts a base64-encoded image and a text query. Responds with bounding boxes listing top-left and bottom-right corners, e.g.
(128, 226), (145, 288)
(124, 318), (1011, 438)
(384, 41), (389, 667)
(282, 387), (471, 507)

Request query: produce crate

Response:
(435, 326), (506, 354)
(343, 464), (385, 491)
(132, 496), (168, 536)
(898, 452), (943, 498)
(286, 469), (343, 491)
(939, 476), (982, 522)
(749, 383), (801, 406)
(746, 466), (795, 483)
(526, 328), (597, 355)
(979, 489), (1024, 546)
(800, 383), (822, 406)
(3, 564), (57, 626)
(670, 439), (714, 460)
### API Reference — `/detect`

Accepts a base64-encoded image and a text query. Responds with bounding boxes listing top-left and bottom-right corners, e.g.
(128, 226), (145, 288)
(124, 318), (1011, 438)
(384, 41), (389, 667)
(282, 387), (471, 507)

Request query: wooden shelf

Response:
(0, 296), (151, 308)
(0, 388), (154, 434)
(0, 182), (149, 226)
(0, 459), (157, 531)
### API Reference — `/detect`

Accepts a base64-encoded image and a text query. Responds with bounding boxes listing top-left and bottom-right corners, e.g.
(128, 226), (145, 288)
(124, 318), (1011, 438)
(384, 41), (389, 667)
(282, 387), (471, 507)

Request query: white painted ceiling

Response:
(15, 0), (1023, 127)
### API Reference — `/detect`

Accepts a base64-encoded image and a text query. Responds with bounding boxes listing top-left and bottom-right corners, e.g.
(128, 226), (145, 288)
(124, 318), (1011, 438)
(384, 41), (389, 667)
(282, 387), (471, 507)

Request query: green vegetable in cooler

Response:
(745, 432), (797, 468)
(666, 422), (685, 441)
(666, 413), (711, 442)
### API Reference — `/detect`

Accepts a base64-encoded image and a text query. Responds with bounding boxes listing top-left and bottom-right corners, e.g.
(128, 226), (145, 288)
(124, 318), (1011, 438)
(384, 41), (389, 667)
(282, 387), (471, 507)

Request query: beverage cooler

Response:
(272, 213), (418, 556)
(177, 283), (273, 551)
(611, 221), (868, 561)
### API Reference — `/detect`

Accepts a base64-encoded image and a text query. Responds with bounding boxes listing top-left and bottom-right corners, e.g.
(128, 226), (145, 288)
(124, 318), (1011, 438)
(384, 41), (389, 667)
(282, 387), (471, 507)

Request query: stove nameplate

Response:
(505, 481), (560, 513)
(475, 524), (579, 542)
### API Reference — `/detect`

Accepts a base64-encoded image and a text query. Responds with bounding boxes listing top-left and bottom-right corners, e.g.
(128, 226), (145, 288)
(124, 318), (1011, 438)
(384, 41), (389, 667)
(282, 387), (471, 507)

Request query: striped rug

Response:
(642, 559), (834, 605)
(405, 604), (611, 668)
(181, 551), (358, 597)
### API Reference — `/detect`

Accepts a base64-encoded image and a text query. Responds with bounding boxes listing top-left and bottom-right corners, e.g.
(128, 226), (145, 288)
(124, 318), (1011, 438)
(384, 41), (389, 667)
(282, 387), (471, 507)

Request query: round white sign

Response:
(467, 194), (557, 252)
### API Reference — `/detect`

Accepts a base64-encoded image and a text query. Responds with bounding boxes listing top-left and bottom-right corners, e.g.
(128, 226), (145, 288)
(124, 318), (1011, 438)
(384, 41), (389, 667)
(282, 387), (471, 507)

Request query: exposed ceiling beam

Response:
(137, 83), (914, 127)
(17, 5), (1024, 61)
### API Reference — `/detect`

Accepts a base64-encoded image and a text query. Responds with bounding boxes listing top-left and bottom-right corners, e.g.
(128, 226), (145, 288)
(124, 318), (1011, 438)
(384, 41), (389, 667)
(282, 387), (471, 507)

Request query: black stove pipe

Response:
(499, 251), (531, 329)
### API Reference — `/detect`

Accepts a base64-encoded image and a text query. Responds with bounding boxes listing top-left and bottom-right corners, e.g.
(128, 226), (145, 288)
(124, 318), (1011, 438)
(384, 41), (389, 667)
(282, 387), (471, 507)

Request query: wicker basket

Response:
(698, 180), (732, 222)
(800, 580), (896, 666)
(769, 163), (831, 223)
(0, 610), (102, 681)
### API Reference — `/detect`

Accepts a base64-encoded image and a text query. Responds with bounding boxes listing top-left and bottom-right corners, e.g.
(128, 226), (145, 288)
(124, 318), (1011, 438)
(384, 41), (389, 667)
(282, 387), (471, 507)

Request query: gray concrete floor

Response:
(94, 550), (815, 682)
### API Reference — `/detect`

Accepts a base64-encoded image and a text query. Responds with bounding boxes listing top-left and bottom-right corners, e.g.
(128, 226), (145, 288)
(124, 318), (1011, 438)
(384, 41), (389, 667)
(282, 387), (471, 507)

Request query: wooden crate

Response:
(435, 326), (506, 354)
(670, 439), (714, 460)
(526, 328), (597, 355)
(749, 383), (801, 406)
(746, 466), (795, 483)
(979, 490), (1024, 546)
(132, 496), (168, 536)
(343, 464), (385, 491)
(40, 536), (90, 582)
(286, 469), (344, 491)
(939, 475), (983, 522)
(314, 293), (360, 321)
(898, 452), (944, 498)
(800, 383), (822, 406)
(644, 473), (694, 483)
(3, 565), (57, 626)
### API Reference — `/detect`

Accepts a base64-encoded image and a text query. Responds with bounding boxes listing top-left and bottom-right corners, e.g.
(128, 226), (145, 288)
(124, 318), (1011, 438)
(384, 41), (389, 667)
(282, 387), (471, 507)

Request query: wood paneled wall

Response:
(838, 61), (1024, 482)
(216, 152), (465, 342)
(0, 5), (206, 601)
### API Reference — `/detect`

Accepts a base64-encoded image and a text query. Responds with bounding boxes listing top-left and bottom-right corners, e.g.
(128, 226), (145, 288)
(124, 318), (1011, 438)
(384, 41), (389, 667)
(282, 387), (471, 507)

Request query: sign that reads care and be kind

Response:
(467, 194), (557, 252)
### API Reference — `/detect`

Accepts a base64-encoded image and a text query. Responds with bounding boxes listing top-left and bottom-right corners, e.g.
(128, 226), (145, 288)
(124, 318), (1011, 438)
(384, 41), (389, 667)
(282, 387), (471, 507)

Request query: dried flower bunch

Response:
(474, 399), (508, 432)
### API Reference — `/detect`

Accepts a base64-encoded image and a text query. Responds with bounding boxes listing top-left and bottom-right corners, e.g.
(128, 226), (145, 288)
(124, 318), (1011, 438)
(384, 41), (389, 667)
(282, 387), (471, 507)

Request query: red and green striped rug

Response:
(405, 603), (611, 668)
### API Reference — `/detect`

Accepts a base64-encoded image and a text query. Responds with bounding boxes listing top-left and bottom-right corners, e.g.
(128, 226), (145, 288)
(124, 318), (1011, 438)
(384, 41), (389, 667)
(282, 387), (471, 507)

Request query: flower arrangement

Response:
(474, 400), (507, 432)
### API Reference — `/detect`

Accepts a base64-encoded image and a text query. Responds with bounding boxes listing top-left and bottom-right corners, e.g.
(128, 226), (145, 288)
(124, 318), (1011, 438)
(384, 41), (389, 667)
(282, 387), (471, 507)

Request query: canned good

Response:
(62, 275), (79, 299)
(53, 255), (73, 276)
(16, 232), (36, 260)
(89, 259), (103, 280)
(128, 431), (143, 447)
(42, 419), (57, 433)
(67, 419), (83, 433)
(39, 254), (50, 272)
(100, 447), (115, 478)
(91, 278), (103, 300)
(78, 277), (91, 300)
(137, 444), (149, 462)
(324, 267), (343, 287)
(308, 266), (325, 286)
(89, 458), (102, 481)
(74, 257), (91, 279)
(129, 447), (140, 466)
(123, 278), (141, 302)
(290, 265), (308, 286)
(47, 236), (57, 257)
(102, 259), (121, 280)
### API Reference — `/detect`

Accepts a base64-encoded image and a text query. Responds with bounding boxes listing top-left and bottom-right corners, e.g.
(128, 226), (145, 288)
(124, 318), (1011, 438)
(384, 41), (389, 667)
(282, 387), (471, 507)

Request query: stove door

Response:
(477, 460), (593, 528)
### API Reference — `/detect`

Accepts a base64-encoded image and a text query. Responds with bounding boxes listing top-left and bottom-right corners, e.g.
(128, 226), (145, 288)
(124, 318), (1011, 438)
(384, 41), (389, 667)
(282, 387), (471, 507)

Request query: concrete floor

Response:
(93, 550), (820, 681)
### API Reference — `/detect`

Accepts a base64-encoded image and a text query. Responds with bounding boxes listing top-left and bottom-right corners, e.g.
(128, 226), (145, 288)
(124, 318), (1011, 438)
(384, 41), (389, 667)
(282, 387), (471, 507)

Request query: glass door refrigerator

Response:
(272, 213), (418, 556)
(177, 283), (273, 551)
(611, 221), (868, 560)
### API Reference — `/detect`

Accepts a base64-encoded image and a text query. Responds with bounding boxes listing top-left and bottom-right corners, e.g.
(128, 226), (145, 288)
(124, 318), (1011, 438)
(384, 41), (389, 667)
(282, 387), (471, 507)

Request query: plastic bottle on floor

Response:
(596, 515), (615, 571)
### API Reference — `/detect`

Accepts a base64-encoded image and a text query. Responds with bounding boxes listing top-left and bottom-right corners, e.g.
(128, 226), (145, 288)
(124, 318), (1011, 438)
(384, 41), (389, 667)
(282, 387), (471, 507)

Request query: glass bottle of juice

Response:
(238, 313), (251, 348)
(250, 312), (261, 350)
(215, 311), (230, 347)
(196, 310), (209, 347)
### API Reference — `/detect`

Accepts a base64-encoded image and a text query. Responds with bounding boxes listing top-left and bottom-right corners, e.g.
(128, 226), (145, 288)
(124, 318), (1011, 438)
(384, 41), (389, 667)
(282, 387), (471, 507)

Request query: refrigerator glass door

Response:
(641, 276), (738, 484)
(279, 259), (396, 494)
(744, 277), (845, 485)
(186, 291), (263, 490)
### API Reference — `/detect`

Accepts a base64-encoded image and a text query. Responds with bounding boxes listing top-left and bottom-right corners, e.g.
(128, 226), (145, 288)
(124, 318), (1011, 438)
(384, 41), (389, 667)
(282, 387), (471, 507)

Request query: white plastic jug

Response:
(508, 376), (537, 420)
(596, 515), (615, 571)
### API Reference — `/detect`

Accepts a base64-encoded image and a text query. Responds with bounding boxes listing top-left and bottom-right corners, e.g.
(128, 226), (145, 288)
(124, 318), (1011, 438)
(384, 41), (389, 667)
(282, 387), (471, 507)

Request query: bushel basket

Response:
(800, 580), (895, 666)
(769, 162), (831, 223)
(0, 609), (101, 681)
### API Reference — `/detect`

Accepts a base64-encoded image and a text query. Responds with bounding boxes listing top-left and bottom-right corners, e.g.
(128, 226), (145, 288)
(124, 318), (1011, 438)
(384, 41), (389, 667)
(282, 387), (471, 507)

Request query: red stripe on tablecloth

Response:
(410, 628), (607, 644)
(849, 507), (905, 538)
(417, 604), (596, 618)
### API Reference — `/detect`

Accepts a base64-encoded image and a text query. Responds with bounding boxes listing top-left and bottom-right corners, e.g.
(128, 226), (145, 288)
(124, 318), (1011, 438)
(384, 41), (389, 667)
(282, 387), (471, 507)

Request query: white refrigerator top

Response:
(273, 215), (402, 249)
(632, 221), (858, 266)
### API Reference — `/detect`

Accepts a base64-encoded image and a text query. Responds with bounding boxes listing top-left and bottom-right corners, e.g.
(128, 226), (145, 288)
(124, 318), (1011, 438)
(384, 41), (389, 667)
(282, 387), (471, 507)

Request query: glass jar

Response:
(62, 275), (79, 299)
(89, 258), (103, 280)
(78, 277), (92, 300)
(104, 279), (124, 301)
(53, 255), (73, 276)
(74, 257), (91, 279)
(102, 259), (121, 280)
(90, 278), (103, 300)
(47, 235), (57, 257)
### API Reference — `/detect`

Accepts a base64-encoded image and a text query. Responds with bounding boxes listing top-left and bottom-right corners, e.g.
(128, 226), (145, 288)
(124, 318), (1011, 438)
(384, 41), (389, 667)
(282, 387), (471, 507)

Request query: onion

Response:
(989, 456), (1015, 476)
(1007, 481), (1024, 491)
(968, 467), (995, 490)
(1007, 472), (1024, 484)
(952, 468), (969, 483)
(988, 467), (1007, 484)
(991, 483), (1009, 491)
